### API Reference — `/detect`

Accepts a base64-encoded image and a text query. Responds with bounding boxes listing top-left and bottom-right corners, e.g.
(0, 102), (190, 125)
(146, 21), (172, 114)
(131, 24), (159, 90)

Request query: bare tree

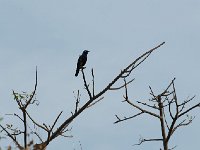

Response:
(0, 42), (165, 150)
(114, 78), (200, 150)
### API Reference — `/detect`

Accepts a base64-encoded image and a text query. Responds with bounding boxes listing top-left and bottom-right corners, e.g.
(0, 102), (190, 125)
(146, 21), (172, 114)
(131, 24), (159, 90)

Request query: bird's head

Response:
(83, 50), (90, 54)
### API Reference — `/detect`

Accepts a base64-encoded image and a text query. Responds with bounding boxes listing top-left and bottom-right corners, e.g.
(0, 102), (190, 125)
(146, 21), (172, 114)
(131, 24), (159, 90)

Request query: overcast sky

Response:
(0, 0), (200, 150)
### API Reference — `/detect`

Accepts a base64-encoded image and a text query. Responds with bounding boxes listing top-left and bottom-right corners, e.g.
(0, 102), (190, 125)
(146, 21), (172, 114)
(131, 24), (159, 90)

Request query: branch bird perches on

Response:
(1, 42), (165, 150)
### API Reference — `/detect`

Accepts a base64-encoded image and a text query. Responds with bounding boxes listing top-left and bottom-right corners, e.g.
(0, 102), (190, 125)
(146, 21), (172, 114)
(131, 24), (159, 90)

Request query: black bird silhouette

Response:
(75, 50), (90, 77)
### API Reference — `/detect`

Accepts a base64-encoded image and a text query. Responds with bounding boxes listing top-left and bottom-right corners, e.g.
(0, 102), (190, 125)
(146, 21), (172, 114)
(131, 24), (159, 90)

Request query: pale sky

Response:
(0, 0), (200, 150)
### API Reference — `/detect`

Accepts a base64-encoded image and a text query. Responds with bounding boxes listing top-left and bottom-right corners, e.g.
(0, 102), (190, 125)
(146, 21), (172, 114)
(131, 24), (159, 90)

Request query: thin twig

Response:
(92, 68), (95, 97)
(134, 137), (163, 146)
(114, 112), (143, 124)
(26, 111), (48, 132)
(81, 69), (92, 99)
(0, 125), (23, 150)
(87, 97), (104, 108)
(25, 67), (38, 108)
(109, 79), (135, 90)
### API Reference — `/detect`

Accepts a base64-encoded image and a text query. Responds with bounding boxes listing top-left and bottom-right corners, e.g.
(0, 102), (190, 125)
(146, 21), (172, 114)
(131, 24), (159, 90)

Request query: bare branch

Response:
(50, 111), (63, 133)
(163, 110), (170, 131)
(136, 101), (159, 110)
(0, 124), (23, 150)
(92, 68), (95, 97)
(95, 42), (165, 101)
(4, 42), (163, 149)
(172, 116), (194, 135)
(109, 79), (135, 90)
(125, 97), (160, 118)
(172, 81), (179, 114)
(81, 69), (92, 99)
(117, 77), (200, 150)
(157, 95), (167, 150)
(87, 97), (104, 108)
(160, 78), (176, 96)
(33, 131), (43, 143)
(75, 90), (80, 113)
(134, 137), (163, 146)
(168, 99), (175, 120)
(22, 110), (27, 148)
(6, 113), (24, 122)
(25, 67), (38, 108)
(114, 112), (143, 124)
(26, 111), (48, 132)
(178, 103), (200, 118)
(178, 96), (196, 108)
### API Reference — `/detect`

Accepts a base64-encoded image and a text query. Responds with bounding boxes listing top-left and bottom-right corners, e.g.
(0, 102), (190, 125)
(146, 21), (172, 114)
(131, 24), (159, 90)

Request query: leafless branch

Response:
(81, 69), (92, 99)
(33, 131), (43, 143)
(25, 67), (38, 108)
(75, 90), (80, 113)
(168, 99), (175, 120)
(178, 103), (200, 118)
(92, 68), (95, 97)
(44, 42), (165, 147)
(163, 110), (170, 130)
(116, 77), (200, 150)
(109, 79), (135, 90)
(2, 43), (165, 149)
(50, 111), (63, 133)
(87, 97), (104, 108)
(136, 100), (159, 109)
(134, 136), (163, 146)
(124, 96), (160, 118)
(26, 111), (48, 132)
(0, 124), (23, 150)
(114, 112), (143, 124)
(172, 116), (194, 135)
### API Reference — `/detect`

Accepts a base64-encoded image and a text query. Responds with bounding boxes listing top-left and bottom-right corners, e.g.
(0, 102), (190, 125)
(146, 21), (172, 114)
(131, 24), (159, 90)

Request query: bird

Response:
(75, 50), (90, 77)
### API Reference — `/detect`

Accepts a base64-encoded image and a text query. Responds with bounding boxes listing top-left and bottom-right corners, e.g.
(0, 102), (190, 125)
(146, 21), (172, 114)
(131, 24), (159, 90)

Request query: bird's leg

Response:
(81, 66), (86, 70)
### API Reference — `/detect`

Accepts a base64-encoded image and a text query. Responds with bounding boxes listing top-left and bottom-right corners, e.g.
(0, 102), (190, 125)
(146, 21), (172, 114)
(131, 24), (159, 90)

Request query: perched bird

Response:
(75, 50), (90, 77)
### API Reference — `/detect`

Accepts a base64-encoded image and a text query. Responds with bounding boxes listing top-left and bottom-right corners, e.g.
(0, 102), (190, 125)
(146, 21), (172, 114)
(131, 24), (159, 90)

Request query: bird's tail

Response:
(75, 67), (79, 77)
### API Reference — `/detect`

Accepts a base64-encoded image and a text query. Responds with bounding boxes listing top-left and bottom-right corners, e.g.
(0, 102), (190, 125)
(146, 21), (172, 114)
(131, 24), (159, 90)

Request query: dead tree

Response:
(0, 42), (165, 150)
(114, 78), (200, 150)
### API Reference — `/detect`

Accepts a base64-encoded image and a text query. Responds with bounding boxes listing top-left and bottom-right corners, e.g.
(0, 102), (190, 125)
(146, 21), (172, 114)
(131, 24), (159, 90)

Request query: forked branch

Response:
(115, 78), (200, 150)
(1, 42), (165, 150)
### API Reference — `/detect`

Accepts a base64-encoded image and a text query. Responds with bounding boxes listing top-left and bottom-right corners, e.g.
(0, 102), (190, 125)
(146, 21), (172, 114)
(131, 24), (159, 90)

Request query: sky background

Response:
(0, 0), (200, 150)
